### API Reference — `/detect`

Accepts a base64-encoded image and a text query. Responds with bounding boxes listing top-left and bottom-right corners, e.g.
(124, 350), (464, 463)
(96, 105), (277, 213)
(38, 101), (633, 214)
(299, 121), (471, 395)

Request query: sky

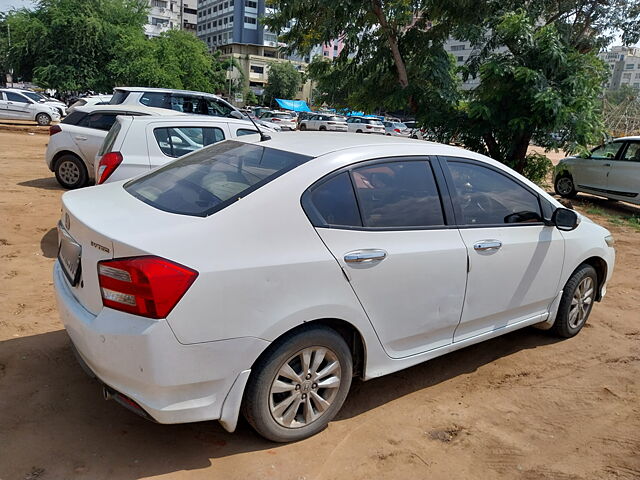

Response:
(0, 0), (35, 12)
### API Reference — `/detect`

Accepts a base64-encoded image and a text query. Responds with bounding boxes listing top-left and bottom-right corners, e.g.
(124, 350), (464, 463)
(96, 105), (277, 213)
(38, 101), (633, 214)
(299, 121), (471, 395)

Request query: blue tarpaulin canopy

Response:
(275, 98), (311, 112)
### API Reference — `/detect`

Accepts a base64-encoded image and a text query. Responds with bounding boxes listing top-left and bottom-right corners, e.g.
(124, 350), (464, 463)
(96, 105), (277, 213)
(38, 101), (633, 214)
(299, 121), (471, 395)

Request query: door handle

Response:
(473, 240), (502, 251)
(603, 163), (611, 167)
(344, 249), (387, 263)
(75, 136), (87, 141)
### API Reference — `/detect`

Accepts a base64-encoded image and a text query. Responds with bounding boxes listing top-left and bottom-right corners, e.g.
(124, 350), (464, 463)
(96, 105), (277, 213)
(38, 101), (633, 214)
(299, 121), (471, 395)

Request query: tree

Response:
(263, 61), (302, 106)
(265, 0), (632, 179)
(605, 84), (640, 106)
(244, 87), (259, 105)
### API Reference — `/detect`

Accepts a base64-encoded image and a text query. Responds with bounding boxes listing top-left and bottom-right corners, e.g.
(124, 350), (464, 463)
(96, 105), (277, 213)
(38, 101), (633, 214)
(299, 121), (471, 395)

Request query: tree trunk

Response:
(482, 132), (501, 160)
(508, 133), (532, 173)
(370, 0), (409, 89)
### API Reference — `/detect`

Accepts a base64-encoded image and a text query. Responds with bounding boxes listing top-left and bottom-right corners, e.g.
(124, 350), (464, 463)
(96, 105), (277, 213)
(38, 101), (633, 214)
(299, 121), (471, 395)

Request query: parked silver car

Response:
(383, 121), (411, 137)
(299, 114), (348, 131)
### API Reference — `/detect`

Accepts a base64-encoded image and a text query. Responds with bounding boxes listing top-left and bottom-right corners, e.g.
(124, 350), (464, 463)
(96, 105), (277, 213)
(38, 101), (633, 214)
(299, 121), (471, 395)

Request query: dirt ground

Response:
(0, 127), (639, 480)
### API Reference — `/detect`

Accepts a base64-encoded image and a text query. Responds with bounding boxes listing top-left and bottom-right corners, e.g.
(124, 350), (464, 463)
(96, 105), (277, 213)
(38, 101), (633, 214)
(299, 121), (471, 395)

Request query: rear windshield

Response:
(62, 111), (87, 125)
(125, 141), (313, 217)
(327, 116), (345, 122)
(109, 90), (130, 105)
(272, 113), (293, 119)
(365, 119), (383, 125)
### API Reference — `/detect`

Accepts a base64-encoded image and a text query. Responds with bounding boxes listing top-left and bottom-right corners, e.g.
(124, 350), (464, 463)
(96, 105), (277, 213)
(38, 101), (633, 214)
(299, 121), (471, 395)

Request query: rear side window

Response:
(153, 126), (225, 158)
(98, 121), (122, 156)
(62, 111), (87, 125)
(78, 112), (119, 131)
(236, 128), (259, 136)
(140, 91), (171, 109)
(353, 161), (444, 228)
(125, 141), (313, 217)
(447, 161), (542, 225)
(5, 92), (28, 103)
(109, 90), (130, 105)
(307, 173), (361, 227)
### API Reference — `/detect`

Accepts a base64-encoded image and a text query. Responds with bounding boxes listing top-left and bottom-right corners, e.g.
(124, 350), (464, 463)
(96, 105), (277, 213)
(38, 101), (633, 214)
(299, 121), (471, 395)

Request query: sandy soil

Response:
(0, 129), (638, 480)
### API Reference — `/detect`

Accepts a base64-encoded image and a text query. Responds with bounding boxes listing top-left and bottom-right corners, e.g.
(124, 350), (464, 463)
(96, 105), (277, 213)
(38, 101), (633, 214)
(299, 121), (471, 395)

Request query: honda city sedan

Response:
(54, 133), (615, 442)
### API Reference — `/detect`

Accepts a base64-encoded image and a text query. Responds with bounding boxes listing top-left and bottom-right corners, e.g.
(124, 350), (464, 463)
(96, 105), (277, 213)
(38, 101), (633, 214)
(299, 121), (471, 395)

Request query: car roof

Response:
(124, 114), (259, 126)
(234, 131), (461, 157)
(113, 86), (225, 100)
(613, 136), (640, 142)
(73, 105), (185, 115)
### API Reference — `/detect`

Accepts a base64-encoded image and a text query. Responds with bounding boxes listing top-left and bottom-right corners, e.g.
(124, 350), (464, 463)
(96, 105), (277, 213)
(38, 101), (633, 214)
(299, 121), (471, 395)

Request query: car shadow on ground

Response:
(0, 326), (561, 479)
(40, 228), (58, 258)
(18, 177), (64, 191)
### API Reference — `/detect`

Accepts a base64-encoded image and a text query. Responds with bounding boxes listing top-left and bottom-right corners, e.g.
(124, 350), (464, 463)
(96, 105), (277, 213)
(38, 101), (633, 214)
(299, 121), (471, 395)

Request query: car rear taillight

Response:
(49, 125), (62, 136)
(394, 128), (401, 133)
(272, 118), (281, 121)
(98, 256), (198, 319)
(366, 125), (372, 129)
(97, 152), (123, 185)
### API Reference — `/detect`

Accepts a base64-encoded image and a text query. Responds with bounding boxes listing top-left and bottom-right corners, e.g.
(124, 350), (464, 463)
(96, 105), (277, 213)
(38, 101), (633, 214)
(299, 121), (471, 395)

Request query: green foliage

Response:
(244, 88), (259, 105)
(521, 152), (553, 185)
(605, 84), (639, 105)
(0, 0), (228, 94)
(263, 61), (302, 105)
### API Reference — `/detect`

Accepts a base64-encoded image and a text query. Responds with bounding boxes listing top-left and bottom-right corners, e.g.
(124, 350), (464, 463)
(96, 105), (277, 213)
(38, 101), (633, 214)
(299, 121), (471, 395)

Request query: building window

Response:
(152, 0), (167, 7)
(250, 65), (264, 74)
(333, 45), (338, 51)
(244, 16), (257, 24)
(245, 0), (257, 7)
(626, 64), (635, 69)
(323, 51), (328, 57)
(151, 17), (169, 25)
(457, 56), (464, 62)
(451, 44), (466, 51)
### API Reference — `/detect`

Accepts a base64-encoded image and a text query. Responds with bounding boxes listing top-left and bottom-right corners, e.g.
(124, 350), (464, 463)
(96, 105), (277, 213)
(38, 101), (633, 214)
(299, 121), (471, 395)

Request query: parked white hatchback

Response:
(554, 137), (640, 204)
(45, 105), (179, 189)
(54, 133), (614, 442)
(94, 115), (266, 184)
(0, 88), (61, 125)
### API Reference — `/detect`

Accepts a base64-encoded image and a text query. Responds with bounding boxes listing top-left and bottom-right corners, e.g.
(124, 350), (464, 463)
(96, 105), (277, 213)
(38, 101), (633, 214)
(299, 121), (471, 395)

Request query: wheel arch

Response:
(251, 318), (367, 379)
(580, 256), (608, 301)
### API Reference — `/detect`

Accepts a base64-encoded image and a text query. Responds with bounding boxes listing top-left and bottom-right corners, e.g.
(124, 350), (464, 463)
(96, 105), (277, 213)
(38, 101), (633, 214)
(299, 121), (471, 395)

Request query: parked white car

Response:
(259, 111), (297, 130)
(0, 88), (61, 125)
(45, 105), (179, 189)
(54, 132), (614, 443)
(67, 95), (113, 114)
(109, 87), (238, 118)
(299, 114), (348, 132)
(18, 90), (68, 117)
(95, 115), (265, 184)
(383, 121), (411, 137)
(346, 116), (385, 134)
(554, 137), (640, 204)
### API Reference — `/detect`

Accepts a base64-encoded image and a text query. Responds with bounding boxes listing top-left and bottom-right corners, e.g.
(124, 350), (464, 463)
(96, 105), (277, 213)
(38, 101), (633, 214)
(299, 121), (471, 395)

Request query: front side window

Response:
(126, 141), (312, 217)
(352, 161), (445, 228)
(153, 126), (225, 157)
(447, 161), (542, 225)
(590, 142), (622, 160)
(21, 91), (44, 102)
(622, 142), (640, 162)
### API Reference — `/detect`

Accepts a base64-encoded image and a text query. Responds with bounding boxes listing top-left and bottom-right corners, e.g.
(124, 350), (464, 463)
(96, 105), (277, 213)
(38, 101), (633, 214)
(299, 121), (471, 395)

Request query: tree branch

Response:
(370, 0), (409, 88)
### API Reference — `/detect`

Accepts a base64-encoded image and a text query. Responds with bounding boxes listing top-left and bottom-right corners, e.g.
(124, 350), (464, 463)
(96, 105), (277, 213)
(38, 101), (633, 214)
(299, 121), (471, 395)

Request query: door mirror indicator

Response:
(552, 208), (580, 231)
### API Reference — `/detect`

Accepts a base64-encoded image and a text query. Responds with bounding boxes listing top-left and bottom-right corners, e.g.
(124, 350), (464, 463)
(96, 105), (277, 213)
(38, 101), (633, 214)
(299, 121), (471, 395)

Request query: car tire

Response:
(551, 264), (598, 338)
(242, 325), (353, 442)
(36, 113), (52, 126)
(554, 174), (577, 198)
(356, 129), (363, 133)
(54, 154), (88, 189)
(299, 124), (307, 131)
(319, 126), (326, 131)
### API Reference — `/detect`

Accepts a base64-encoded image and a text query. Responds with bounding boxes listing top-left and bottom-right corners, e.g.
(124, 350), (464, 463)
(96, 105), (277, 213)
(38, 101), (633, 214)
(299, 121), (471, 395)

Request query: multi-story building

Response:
(598, 46), (640, 91)
(197, 0), (313, 105)
(145, 0), (198, 37)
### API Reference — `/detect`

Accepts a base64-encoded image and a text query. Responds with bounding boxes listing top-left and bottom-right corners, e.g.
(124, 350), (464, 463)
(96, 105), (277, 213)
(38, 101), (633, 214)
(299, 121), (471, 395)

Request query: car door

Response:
(0, 92), (8, 119)
(606, 141), (640, 203)
(442, 158), (564, 341)
(303, 158), (468, 359)
(572, 142), (624, 193)
(4, 91), (32, 120)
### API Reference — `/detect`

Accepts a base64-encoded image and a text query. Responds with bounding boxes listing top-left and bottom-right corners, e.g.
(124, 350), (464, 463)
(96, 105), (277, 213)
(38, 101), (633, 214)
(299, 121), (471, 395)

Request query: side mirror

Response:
(229, 110), (243, 119)
(552, 208), (580, 231)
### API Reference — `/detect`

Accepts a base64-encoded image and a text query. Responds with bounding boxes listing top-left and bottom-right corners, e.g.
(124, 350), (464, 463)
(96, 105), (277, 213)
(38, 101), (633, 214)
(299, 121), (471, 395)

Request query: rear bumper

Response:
(53, 262), (269, 425)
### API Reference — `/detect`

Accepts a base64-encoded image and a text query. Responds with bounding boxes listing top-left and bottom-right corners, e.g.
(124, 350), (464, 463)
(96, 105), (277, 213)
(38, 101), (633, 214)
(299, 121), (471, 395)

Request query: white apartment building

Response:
(145, 0), (198, 38)
(598, 46), (640, 90)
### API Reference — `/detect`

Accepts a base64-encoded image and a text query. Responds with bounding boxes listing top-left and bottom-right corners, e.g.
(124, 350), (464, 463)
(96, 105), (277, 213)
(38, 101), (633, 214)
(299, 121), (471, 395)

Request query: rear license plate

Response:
(57, 221), (82, 286)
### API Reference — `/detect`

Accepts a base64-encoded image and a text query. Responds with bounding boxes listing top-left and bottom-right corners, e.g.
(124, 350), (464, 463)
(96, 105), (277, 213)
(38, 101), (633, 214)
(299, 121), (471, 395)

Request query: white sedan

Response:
(554, 136), (640, 204)
(54, 133), (615, 442)
(346, 116), (385, 134)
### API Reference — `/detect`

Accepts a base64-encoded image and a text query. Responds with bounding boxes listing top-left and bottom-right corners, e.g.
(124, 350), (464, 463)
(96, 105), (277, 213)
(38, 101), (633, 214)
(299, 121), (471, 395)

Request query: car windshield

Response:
(21, 91), (45, 102)
(125, 141), (313, 217)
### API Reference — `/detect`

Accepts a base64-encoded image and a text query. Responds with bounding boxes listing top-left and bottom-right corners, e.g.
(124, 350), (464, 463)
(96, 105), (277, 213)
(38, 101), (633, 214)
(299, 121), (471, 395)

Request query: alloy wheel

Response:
(269, 347), (342, 428)
(556, 176), (574, 196)
(58, 160), (81, 186)
(569, 276), (594, 329)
